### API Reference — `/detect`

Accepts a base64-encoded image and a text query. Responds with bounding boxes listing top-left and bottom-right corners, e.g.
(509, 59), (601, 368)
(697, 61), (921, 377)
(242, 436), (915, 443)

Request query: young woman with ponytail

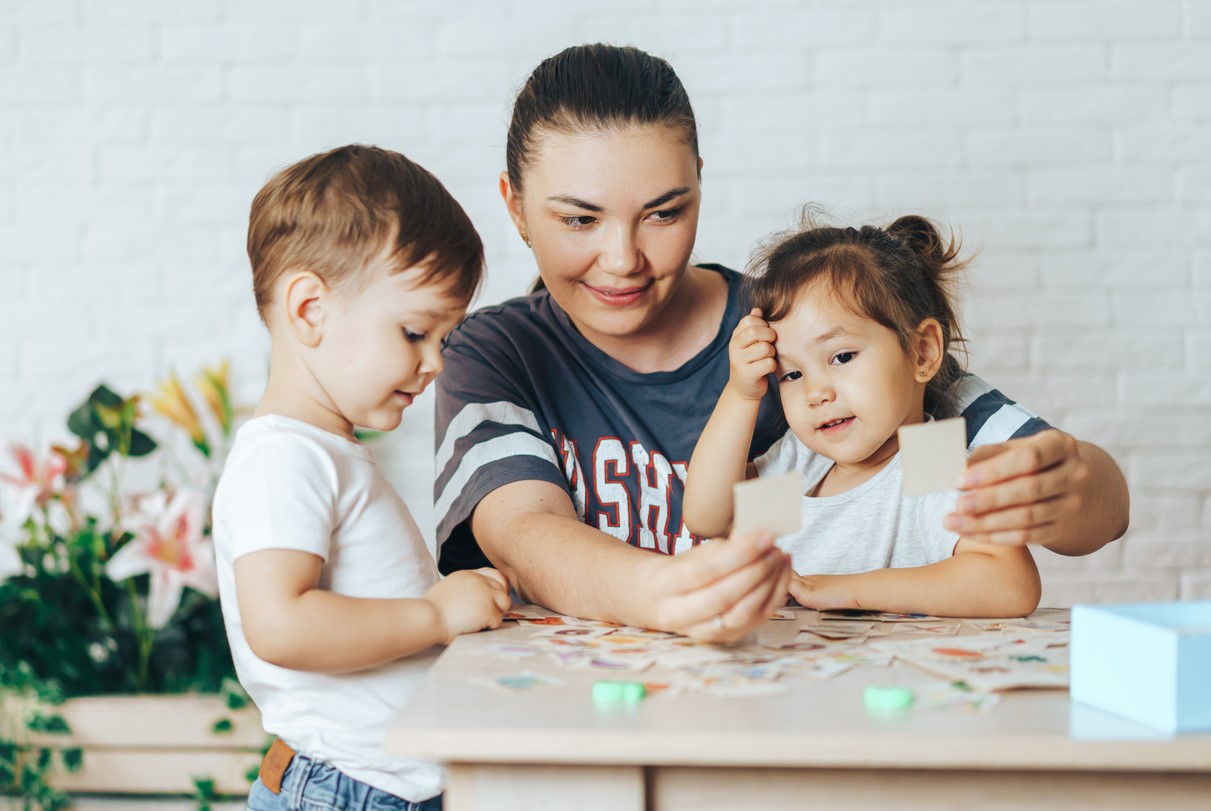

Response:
(434, 44), (1127, 641)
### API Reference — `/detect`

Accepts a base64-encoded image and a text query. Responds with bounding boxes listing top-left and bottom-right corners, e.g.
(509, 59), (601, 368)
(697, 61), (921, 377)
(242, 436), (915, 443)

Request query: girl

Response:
(685, 214), (1041, 618)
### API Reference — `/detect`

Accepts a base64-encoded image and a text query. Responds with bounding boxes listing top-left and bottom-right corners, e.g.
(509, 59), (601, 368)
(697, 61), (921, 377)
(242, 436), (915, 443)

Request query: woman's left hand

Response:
(944, 429), (1090, 547)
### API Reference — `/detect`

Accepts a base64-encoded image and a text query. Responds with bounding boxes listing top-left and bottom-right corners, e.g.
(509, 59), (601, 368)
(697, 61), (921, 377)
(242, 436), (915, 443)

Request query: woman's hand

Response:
(944, 429), (1091, 548)
(727, 308), (778, 402)
(643, 529), (791, 644)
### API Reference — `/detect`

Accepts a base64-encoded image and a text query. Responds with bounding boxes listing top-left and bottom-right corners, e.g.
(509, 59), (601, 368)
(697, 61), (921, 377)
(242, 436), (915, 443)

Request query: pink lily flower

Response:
(0, 443), (68, 580)
(105, 489), (218, 629)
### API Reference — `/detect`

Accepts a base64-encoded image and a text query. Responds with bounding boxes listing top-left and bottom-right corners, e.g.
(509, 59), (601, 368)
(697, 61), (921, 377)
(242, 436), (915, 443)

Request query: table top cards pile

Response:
(468, 605), (1071, 710)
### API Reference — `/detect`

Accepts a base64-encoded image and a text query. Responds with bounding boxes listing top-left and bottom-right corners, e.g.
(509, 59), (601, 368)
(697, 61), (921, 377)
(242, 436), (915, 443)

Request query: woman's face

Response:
(503, 124), (702, 345)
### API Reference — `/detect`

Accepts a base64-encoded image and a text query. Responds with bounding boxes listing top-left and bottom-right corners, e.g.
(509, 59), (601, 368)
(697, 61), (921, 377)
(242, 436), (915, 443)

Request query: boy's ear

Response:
(912, 317), (945, 382)
(282, 271), (328, 347)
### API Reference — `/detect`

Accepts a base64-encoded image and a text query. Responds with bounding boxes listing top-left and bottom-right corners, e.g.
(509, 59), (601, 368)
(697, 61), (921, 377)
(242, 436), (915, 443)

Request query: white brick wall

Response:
(3, 0), (1209, 607)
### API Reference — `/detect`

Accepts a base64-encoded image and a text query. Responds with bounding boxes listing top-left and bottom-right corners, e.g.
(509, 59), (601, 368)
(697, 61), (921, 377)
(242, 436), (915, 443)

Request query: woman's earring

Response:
(519, 227), (531, 248)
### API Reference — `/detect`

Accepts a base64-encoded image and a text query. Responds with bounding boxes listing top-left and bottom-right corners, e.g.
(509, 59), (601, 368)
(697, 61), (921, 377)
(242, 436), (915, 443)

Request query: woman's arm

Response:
(684, 309), (778, 537)
(787, 541), (1041, 618)
(946, 431), (1129, 556)
(470, 479), (791, 643)
(234, 550), (511, 672)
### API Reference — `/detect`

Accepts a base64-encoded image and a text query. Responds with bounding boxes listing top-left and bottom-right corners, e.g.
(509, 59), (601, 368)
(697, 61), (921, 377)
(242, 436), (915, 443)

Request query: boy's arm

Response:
(684, 309), (777, 538)
(788, 541), (1041, 619)
(234, 549), (511, 673)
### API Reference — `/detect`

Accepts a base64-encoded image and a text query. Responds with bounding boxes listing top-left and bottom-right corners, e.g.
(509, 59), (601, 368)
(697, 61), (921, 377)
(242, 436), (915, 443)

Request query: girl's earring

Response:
(918, 369), (929, 379)
(519, 227), (531, 248)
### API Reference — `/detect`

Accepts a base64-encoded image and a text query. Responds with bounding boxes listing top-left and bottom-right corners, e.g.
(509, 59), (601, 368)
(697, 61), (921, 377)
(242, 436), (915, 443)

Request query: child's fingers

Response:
(732, 321), (777, 347)
(475, 567), (510, 592)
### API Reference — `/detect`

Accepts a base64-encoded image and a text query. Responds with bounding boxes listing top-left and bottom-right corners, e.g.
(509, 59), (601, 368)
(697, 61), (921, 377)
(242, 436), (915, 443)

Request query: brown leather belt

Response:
(259, 737), (297, 794)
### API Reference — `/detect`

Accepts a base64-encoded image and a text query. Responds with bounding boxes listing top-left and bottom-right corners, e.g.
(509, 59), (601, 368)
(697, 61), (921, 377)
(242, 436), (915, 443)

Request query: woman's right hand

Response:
(727, 308), (778, 402)
(643, 529), (791, 644)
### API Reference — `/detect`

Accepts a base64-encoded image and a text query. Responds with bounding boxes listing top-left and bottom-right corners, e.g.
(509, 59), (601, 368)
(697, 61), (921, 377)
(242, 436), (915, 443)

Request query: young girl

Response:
(684, 214), (1042, 618)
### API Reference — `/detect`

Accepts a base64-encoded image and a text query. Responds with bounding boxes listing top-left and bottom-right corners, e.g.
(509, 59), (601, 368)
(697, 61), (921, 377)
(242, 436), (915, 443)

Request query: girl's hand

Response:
(787, 573), (859, 611)
(644, 530), (791, 645)
(944, 429), (1090, 547)
(727, 308), (778, 402)
(424, 568), (513, 645)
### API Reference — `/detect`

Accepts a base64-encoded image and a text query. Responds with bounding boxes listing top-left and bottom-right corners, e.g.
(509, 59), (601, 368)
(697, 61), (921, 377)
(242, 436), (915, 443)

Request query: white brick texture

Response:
(3, 0), (1208, 605)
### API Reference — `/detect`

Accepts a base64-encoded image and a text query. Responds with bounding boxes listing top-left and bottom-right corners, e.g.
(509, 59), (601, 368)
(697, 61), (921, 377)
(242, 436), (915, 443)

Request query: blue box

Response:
(1071, 601), (1211, 733)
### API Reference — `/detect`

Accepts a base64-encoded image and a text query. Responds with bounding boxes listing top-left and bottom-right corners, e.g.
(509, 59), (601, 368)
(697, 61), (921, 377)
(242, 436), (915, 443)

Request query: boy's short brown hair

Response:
(247, 144), (483, 322)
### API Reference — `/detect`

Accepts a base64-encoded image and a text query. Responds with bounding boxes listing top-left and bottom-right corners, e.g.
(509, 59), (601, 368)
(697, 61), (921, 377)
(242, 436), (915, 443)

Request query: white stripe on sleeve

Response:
(434, 431), (561, 524)
(969, 405), (1034, 449)
(435, 400), (546, 474)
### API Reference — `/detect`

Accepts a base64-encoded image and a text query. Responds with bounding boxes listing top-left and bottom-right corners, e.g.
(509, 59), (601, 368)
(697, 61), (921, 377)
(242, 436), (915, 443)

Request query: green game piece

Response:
(864, 685), (915, 710)
(593, 680), (647, 702)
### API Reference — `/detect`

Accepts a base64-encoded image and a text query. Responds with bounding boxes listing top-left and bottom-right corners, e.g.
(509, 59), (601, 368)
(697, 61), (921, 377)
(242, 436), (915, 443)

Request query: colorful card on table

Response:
(897, 417), (967, 497)
(733, 471), (804, 537)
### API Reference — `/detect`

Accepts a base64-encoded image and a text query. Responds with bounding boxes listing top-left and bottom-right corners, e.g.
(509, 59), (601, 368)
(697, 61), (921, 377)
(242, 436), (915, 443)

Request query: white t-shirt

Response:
(753, 430), (961, 574)
(212, 415), (442, 802)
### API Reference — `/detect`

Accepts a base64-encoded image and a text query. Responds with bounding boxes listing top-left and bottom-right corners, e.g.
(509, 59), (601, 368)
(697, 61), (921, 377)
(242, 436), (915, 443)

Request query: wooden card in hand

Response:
(732, 471), (804, 538)
(898, 417), (967, 497)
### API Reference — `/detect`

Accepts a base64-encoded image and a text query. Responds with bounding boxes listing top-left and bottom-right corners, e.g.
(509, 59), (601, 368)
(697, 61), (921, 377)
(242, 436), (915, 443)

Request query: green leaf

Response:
(61, 747), (83, 773)
(221, 677), (249, 710)
(210, 718), (233, 735)
(88, 385), (124, 410)
(26, 712), (70, 735)
(66, 401), (99, 442)
(127, 428), (157, 457)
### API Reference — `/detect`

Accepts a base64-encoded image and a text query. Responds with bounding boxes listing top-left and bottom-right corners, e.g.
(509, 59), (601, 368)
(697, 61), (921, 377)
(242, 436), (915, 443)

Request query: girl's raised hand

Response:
(727, 308), (778, 402)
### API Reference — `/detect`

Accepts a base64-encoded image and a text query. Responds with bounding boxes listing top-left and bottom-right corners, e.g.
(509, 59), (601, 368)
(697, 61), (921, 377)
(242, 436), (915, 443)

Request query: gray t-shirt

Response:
(754, 379), (1048, 574)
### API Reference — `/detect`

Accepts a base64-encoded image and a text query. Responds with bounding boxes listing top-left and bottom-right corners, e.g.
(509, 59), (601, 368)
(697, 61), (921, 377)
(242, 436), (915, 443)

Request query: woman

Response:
(433, 44), (1128, 642)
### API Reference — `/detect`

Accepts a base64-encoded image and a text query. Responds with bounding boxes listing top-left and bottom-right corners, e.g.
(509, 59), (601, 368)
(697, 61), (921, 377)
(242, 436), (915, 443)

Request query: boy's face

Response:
(310, 259), (467, 436)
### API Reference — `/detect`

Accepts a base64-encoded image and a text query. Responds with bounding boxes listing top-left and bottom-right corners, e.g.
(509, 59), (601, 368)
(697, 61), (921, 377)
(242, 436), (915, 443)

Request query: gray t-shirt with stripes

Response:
(434, 265), (1050, 574)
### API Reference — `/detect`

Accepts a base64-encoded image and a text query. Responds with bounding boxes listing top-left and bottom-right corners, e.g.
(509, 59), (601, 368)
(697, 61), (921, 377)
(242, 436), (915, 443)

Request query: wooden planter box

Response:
(28, 695), (266, 795)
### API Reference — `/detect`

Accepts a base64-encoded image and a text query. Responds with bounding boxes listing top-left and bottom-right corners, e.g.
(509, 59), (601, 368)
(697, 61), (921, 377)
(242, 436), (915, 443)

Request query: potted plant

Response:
(0, 362), (265, 810)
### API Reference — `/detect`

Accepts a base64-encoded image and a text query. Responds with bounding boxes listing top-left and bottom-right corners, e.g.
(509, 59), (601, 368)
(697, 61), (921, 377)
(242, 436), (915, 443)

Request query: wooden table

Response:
(386, 609), (1211, 811)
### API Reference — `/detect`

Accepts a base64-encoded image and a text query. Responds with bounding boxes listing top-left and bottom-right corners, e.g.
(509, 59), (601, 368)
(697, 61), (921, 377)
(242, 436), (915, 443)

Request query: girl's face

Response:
(502, 124), (702, 346)
(770, 283), (934, 475)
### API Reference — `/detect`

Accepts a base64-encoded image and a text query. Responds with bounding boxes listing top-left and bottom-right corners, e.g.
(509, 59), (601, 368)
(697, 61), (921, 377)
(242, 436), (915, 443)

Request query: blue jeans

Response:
(247, 753), (443, 811)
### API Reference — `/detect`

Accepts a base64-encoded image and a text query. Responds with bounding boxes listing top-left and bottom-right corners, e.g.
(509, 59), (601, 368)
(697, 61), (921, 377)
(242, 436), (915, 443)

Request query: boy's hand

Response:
(425, 568), (512, 645)
(787, 573), (859, 611)
(727, 308), (778, 401)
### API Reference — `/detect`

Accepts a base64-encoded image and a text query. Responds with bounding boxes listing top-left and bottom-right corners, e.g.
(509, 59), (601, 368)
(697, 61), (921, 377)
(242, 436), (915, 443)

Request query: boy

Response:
(212, 144), (511, 811)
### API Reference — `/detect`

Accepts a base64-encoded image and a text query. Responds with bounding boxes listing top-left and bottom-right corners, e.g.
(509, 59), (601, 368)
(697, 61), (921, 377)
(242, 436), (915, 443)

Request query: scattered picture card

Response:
(733, 471), (804, 537)
(898, 417), (967, 497)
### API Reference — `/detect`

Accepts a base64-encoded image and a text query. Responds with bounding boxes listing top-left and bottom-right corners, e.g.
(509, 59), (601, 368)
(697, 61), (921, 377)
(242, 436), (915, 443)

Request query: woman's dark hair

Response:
(743, 210), (971, 416)
(506, 43), (699, 195)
